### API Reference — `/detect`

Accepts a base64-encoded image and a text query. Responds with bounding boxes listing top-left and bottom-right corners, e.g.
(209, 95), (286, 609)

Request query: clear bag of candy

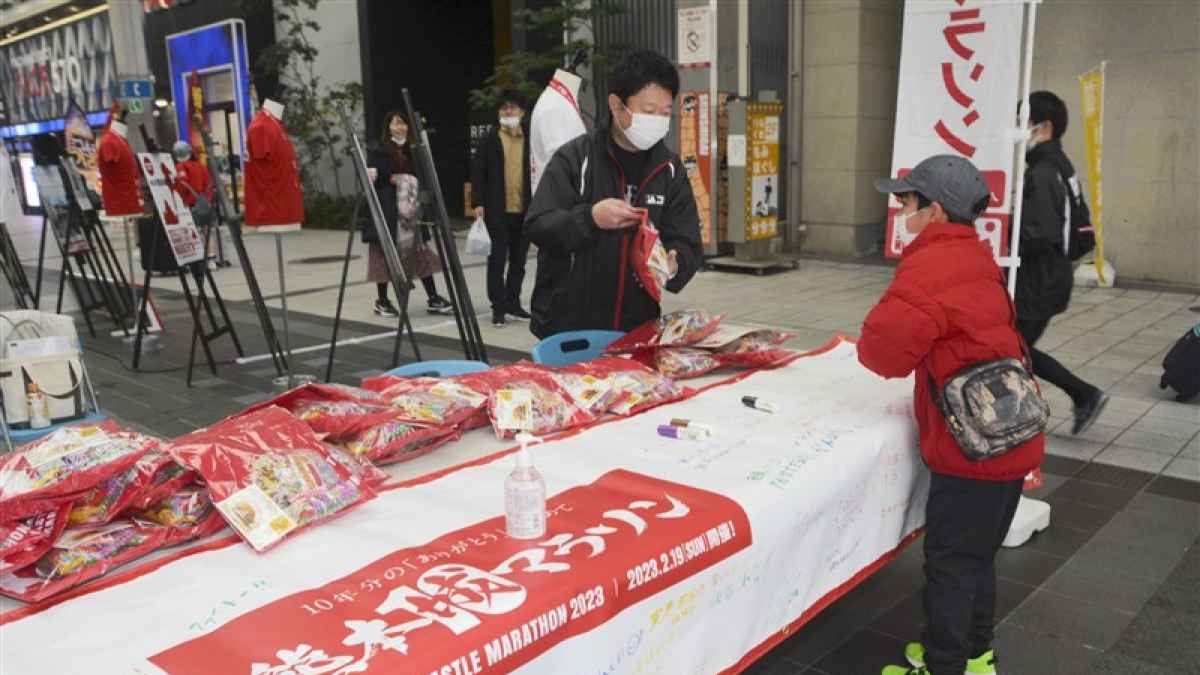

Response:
(485, 367), (594, 439)
(165, 407), (376, 553)
(364, 377), (489, 430)
(243, 383), (394, 439)
(336, 421), (458, 466)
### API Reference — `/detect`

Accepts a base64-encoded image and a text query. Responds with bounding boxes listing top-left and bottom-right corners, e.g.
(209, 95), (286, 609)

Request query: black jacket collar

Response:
(594, 124), (673, 168)
(1026, 137), (1063, 166)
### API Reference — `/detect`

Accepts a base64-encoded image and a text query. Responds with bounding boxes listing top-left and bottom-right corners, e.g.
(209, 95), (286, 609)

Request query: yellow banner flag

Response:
(1079, 63), (1105, 283)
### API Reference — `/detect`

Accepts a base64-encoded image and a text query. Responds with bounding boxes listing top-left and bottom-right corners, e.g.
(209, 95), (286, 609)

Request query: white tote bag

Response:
(465, 216), (492, 256)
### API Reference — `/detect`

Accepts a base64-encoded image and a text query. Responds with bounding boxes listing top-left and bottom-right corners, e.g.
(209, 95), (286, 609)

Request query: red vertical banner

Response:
(150, 470), (752, 675)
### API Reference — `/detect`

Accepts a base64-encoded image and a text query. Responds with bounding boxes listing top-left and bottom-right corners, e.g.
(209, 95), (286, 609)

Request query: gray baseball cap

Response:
(874, 154), (989, 223)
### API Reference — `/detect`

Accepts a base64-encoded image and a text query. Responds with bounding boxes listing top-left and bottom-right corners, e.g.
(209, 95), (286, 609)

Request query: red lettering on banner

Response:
(934, 120), (977, 157)
(150, 470), (751, 674)
(943, 20), (986, 60)
(970, 63), (984, 81)
(941, 62), (975, 108)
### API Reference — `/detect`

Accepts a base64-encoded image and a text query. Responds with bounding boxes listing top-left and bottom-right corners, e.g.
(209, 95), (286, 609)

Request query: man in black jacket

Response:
(472, 90), (534, 327)
(524, 50), (702, 339)
(1017, 91), (1107, 434)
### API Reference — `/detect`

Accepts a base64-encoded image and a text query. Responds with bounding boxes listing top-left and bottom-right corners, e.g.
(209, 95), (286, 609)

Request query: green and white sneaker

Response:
(882, 666), (929, 675)
(905, 642), (997, 674)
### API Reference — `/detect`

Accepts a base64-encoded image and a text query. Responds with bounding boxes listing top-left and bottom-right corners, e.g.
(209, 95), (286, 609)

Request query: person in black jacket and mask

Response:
(1017, 91), (1108, 435)
(524, 50), (702, 339)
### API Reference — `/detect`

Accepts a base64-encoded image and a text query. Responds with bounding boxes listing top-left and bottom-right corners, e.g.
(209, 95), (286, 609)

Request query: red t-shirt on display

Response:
(244, 110), (304, 228)
(175, 159), (213, 207)
(97, 129), (142, 216)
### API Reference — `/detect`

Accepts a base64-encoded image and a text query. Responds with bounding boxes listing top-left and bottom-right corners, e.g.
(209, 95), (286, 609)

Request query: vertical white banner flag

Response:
(886, 0), (1025, 259)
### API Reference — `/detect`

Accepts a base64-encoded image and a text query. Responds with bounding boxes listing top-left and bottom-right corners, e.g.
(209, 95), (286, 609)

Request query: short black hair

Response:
(1028, 90), (1068, 139)
(496, 89), (526, 114)
(609, 49), (680, 103)
(910, 191), (988, 227)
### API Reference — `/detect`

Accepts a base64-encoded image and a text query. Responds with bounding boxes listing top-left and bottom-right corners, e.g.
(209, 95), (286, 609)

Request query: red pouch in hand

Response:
(631, 211), (671, 303)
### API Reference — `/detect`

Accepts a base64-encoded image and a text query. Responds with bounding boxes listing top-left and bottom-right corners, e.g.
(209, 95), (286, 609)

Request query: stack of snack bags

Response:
(607, 310), (797, 379)
(165, 406), (376, 553)
(557, 357), (686, 415)
(247, 382), (456, 467)
(0, 422), (222, 603)
(470, 362), (597, 439)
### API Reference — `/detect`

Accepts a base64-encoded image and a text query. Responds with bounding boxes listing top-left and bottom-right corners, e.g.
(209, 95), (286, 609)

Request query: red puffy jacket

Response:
(858, 222), (1044, 481)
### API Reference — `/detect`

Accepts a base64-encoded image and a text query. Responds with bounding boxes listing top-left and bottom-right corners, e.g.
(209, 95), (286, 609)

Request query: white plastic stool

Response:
(1002, 496), (1051, 548)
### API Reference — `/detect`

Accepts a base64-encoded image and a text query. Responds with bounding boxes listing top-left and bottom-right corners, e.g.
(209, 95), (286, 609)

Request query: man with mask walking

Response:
(473, 90), (533, 327)
(1018, 91), (1108, 434)
(524, 50), (703, 338)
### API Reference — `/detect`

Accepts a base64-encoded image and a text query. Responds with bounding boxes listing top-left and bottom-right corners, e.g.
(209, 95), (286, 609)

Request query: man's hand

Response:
(474, 206), (484, 219)
(667, 249), (679, 279)
(591, 199), (642, 230)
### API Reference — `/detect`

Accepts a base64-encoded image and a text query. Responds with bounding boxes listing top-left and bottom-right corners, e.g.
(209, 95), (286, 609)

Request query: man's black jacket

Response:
(523, 126), (703, 339)
(1016, 138), (1076, 321)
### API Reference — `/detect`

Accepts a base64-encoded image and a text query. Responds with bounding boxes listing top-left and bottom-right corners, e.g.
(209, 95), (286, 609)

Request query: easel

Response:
(401, 88), (488, 362)
(323, 125), (423, 382)
(197, 126), (288, 376)
(0, 222), (35, 309)
(130, 127), (243, 384)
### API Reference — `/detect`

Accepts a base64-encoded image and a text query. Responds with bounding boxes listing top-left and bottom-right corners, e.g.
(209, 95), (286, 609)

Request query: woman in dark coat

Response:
(363, 111), (452, 317)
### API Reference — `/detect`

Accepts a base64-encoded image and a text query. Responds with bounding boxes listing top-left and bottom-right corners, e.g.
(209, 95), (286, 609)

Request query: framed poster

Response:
(745, 102), (781, 241)
(137, 153), (204, 267)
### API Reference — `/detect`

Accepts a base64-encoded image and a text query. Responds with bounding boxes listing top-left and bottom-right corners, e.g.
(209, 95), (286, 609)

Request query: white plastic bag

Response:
(466, 216), (491, 256)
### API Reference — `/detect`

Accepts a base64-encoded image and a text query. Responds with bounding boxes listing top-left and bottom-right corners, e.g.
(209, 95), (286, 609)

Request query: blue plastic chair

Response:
(383, 360), (490, 378)
(532, 330), (625, 367)
(4, 411), (108, 451)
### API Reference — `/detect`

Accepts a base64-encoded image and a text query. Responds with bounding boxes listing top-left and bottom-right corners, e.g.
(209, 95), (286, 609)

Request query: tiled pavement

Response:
(4, 217), (1198, 673)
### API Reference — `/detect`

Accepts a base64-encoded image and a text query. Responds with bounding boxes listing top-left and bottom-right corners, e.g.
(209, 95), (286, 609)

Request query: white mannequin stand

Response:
(102, 121), (161, 346)
(255, 99), (310, 390)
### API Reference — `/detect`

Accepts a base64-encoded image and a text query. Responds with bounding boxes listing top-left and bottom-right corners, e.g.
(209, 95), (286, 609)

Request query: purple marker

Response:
(657, 424), (707, 440)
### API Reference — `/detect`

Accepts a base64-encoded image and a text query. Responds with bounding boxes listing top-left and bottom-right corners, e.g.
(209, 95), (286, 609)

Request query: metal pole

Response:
(708, 0), (720, 258)
(1006, 0), (1040, 298)
(275, 233), (295, 387)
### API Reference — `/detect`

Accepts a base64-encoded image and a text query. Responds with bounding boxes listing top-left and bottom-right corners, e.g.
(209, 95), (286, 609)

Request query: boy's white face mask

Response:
(894, 211), (918, 246)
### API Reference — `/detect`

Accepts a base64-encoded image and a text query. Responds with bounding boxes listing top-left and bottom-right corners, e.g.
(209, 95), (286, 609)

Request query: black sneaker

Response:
(492, 309), (507, 328)
(507, 303), (532, 320)
(427, 295), (453, 315)
(373, 299), (399, 318)
(1072, 389), (1110, 435)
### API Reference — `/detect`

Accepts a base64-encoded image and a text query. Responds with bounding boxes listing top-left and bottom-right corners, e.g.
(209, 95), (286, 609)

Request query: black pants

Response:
(1016, 317), (1096, 406)
(922, 472), (1023, 675)
(486, 212), (530, 312)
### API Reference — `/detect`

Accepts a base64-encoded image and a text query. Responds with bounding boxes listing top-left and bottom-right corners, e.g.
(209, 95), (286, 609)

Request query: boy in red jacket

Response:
(861, 156), (1045, 675)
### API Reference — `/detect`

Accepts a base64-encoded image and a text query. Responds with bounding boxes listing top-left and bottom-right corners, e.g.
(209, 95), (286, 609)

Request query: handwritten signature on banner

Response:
(150, 470), (752, 675)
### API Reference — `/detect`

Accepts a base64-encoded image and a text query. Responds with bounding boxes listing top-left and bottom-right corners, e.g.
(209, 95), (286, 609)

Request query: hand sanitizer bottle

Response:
(26, 383), (50, 430)
(505, 434), (546, 539)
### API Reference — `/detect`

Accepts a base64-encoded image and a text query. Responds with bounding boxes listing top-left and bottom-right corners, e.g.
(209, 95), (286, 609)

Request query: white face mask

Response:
(894, 211), (917, 247)
(622, 105), (670, 150)
(499, 115), (521, 129)
(391, 135), (406, 146)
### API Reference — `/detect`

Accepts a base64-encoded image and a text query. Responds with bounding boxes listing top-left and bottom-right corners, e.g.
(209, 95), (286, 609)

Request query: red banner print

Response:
(151, 470), (752, 674)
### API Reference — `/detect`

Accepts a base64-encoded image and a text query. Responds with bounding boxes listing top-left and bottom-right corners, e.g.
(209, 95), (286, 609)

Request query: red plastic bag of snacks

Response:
(604, 310), (725, 354)
(0, 519), (169, 603)
(336, 421), (459, 466)
(560, 357), (685, 415)
(0, 502), (73, 574)
(67, 448), (176, 526)
(128, 461), (197, 511)
(695, 326), (797, 368)
(244, 382), (395, 440)
(631, 212), (672, 303)
(652, 347), (723, 379)
(0, 423), (158, 521)
(136, 487), (229, 546)
(165, 406), (376, 553)
(551, 371), (626, 416)
(363, 377), (490, 430)
(322, 444), (391, 488)
(480, 364), (595, 439)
